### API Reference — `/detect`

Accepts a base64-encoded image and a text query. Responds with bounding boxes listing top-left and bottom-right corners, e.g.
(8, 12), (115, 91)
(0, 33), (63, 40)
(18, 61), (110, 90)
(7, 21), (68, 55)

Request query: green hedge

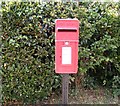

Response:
(2, 2), (120, 104)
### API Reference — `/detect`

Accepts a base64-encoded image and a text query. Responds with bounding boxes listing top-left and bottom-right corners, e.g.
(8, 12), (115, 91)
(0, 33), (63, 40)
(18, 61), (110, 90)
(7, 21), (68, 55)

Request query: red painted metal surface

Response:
(55, 19), (79, 74)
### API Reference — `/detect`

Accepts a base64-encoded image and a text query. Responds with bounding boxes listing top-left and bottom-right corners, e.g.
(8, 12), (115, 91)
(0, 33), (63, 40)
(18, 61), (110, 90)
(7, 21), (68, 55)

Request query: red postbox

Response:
(55, 19), (79, 74)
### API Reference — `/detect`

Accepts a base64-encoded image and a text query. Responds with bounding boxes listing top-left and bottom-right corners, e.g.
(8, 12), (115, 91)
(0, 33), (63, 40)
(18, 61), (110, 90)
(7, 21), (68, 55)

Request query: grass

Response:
(45, 86), (119, 104)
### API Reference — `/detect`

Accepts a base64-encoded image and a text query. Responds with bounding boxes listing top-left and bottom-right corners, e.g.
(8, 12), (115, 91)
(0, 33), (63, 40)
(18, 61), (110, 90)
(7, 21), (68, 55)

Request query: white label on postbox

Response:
(62, 47), (71, 64)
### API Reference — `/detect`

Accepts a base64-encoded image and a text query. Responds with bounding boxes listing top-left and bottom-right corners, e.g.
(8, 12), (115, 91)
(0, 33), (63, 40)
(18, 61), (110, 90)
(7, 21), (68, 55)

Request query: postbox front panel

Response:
(55, 19), (79, 74)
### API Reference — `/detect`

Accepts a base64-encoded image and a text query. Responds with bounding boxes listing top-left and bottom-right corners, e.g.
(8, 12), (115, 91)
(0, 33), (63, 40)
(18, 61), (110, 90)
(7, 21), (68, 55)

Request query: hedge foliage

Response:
(1, 2), (120, 104)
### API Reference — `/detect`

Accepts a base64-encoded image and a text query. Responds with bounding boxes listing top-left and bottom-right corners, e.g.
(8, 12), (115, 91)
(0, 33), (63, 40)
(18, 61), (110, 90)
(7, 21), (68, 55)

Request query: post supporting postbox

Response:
(62, 74), (69, 104)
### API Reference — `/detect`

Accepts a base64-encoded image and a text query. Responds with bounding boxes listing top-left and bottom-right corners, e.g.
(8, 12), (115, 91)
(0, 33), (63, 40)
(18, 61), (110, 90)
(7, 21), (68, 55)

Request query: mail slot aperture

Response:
(57, 28), (77, 32)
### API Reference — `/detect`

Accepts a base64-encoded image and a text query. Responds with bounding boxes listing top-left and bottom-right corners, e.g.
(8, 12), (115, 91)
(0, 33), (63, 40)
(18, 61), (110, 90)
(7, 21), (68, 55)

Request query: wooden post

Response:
(62, 74), (69, 104)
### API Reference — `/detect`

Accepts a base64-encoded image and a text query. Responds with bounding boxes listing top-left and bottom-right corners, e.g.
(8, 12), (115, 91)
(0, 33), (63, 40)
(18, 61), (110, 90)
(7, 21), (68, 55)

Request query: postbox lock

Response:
(65, 42), (69, 45)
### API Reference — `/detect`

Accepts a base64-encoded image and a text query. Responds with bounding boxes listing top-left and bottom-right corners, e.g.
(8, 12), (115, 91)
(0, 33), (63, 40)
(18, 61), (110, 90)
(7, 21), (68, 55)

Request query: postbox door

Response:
(55, 41), (78, 73)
